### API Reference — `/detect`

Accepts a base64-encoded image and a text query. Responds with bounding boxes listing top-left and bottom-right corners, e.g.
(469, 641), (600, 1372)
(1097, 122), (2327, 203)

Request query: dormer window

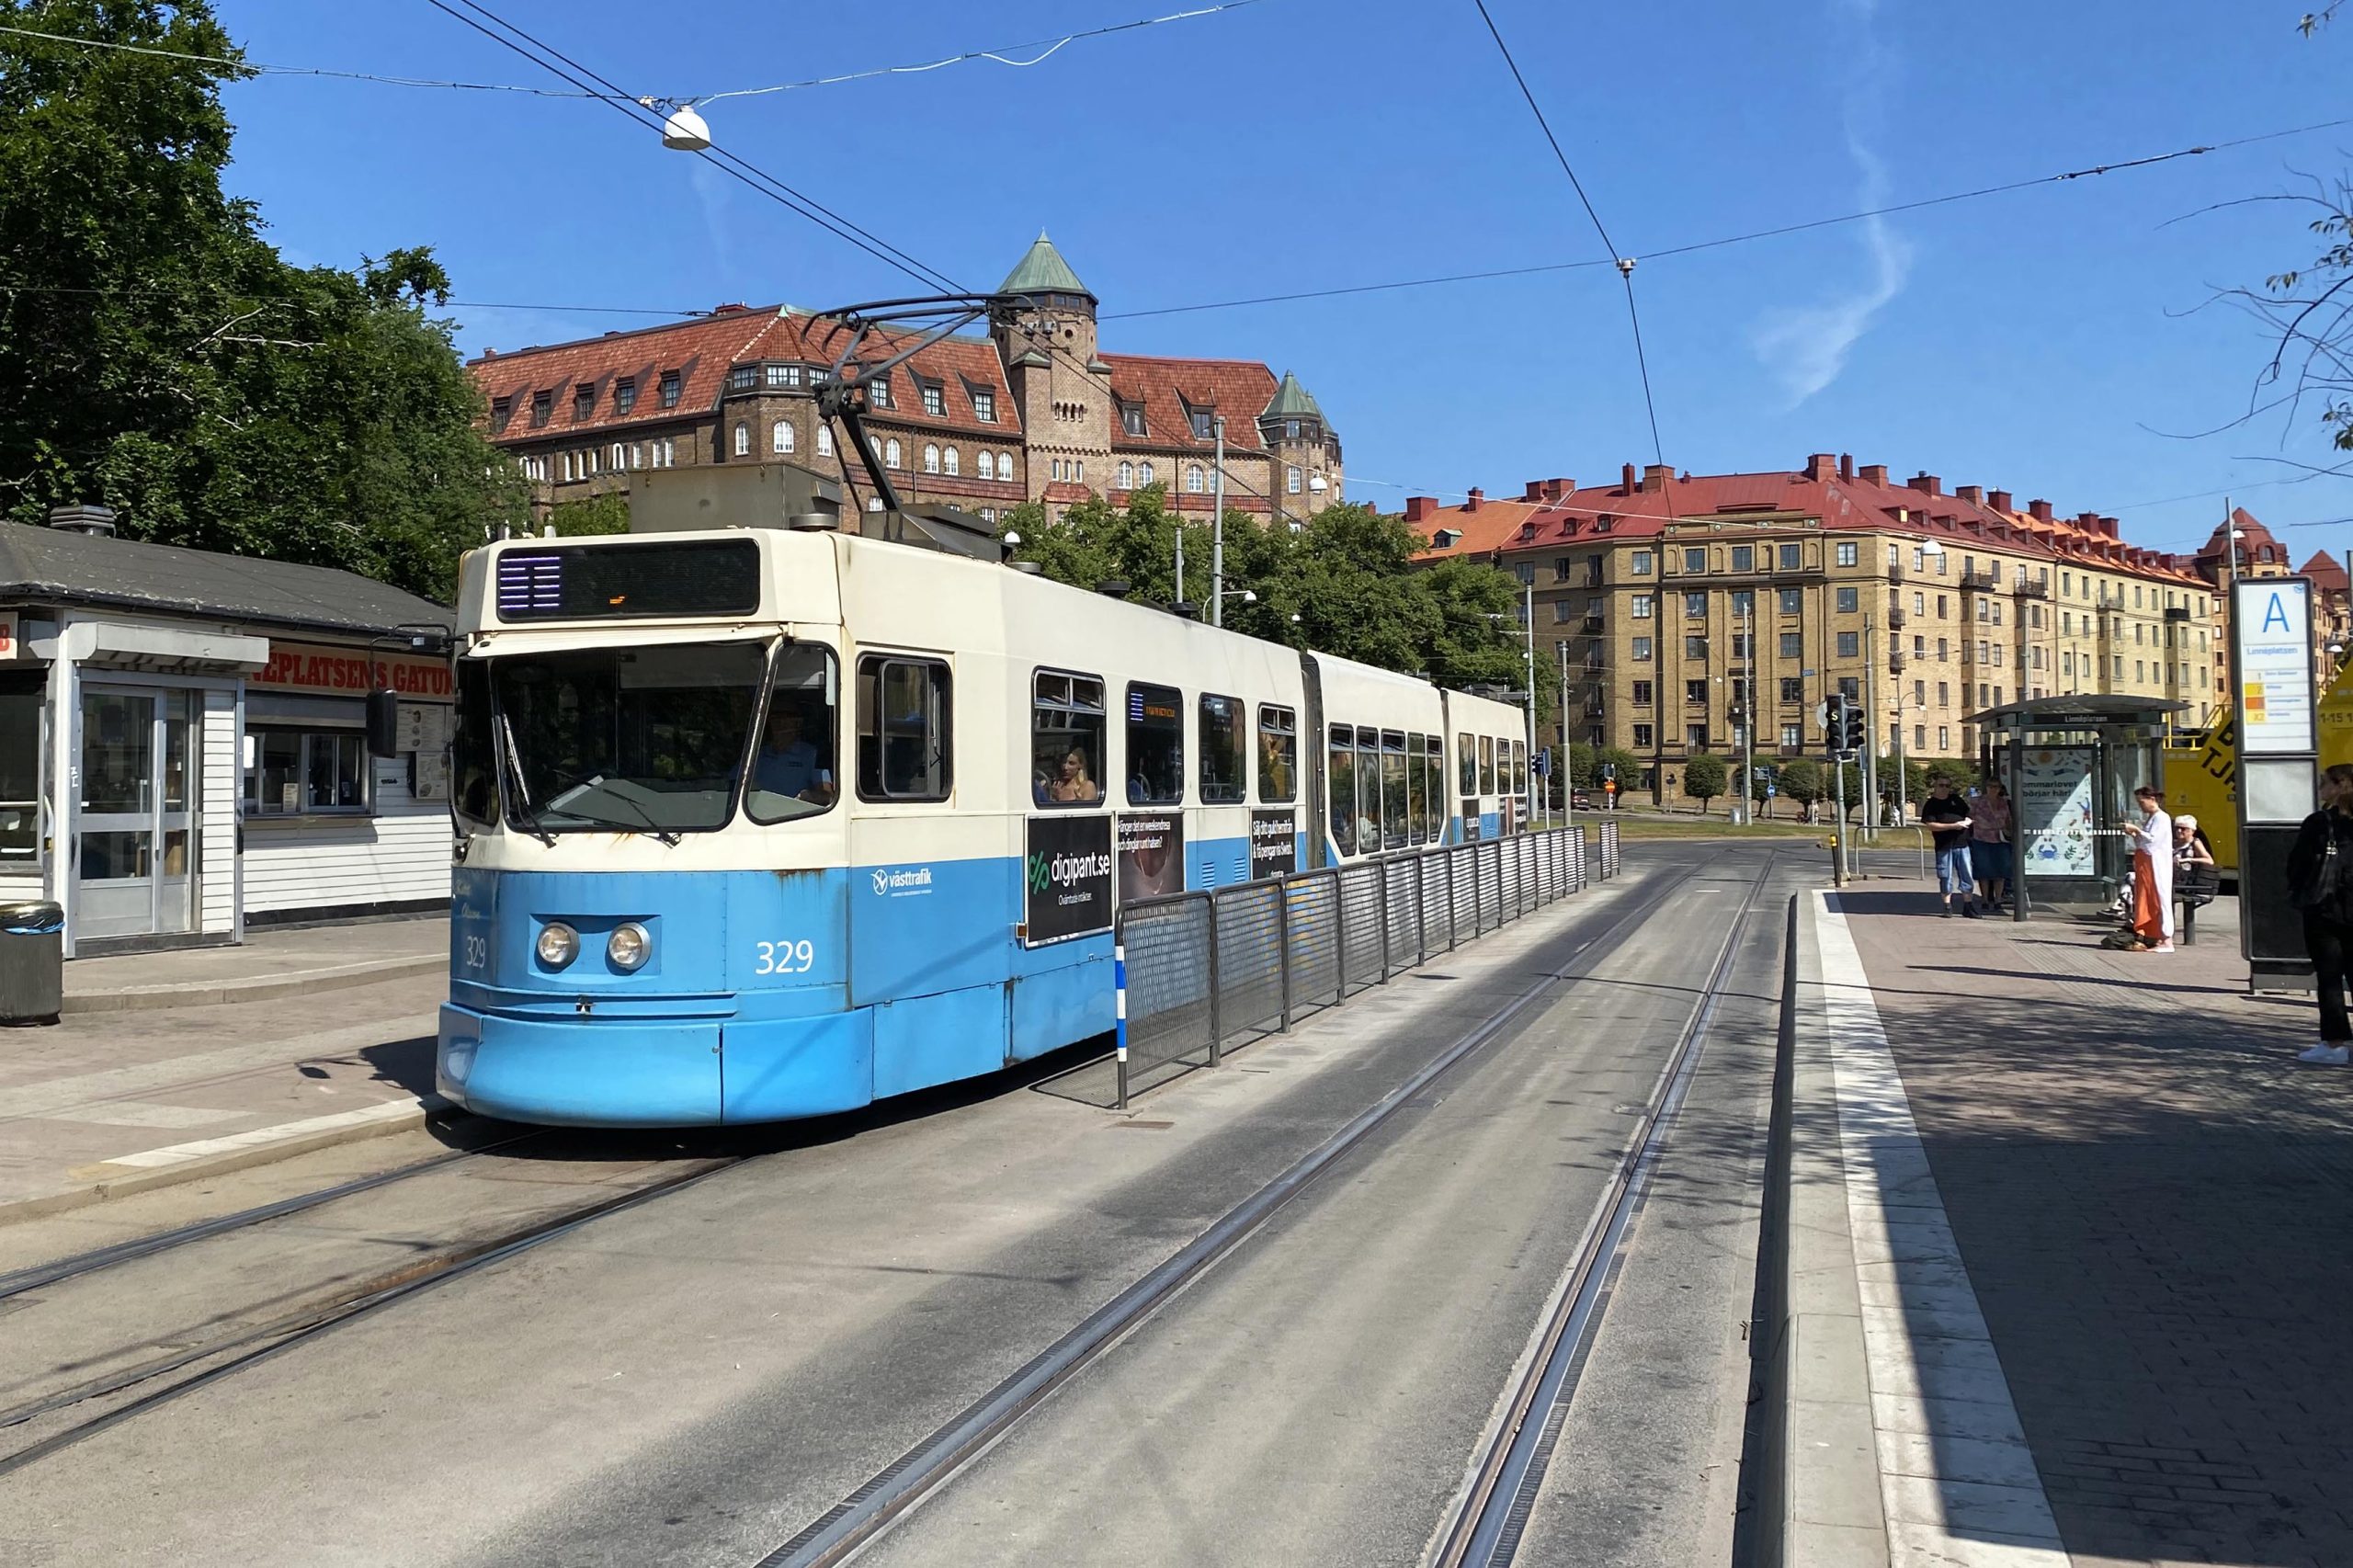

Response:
(1188, 406), (1213, 440)
(1433, 528), (1462, 549)
(530, 390), (552, 427)
(726, 365), (757, 394)
(870, 375), (892, 411)
(764, 364), (801, 389)
(658, 370), (681, 409)
(972, 387), (996, 423)
(573, 381), (596, 420)
(1121, 402), (1147, 437)
(491, 396), (513, 434)
(1286, 419), (1301, 439)
(614, 377), (636, 415)
(920, 380), (945, 417)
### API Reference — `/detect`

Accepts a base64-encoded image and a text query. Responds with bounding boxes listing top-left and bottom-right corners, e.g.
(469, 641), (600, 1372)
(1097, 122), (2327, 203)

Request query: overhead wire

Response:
(1468, 0), (1665, 468)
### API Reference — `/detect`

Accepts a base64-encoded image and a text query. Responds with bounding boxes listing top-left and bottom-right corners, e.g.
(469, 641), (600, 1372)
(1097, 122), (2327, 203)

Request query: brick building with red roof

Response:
(1404, 453), (2228, 802)
(468, 234), (1341, 528)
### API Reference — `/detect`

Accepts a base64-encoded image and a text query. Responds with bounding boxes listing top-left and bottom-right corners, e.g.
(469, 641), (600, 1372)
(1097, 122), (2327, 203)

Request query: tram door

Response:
(75, 687), (198, 940)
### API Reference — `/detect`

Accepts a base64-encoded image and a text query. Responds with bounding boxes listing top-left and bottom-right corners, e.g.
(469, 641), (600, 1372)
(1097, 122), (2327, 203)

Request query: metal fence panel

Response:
(1449, 845), (1477, 945)
(1283, 870), (1341, 1015)
(1213, 881), (1286, 1044)
(1384, 858), (1422, 971)
(1118, 895), (1216, 1096)
(1479, 842), (1504, 932)
(1338, 863), (1384, 994)
(1418, 854), (1450, 958)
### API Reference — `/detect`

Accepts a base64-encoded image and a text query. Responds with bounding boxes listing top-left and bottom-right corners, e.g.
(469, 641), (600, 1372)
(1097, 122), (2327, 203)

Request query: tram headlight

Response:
(536, 922), (579, 969)
(607, 921), (652, 972)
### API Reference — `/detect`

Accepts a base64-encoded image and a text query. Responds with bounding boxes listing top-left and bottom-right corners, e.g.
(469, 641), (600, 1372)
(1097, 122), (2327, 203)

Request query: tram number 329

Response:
(754, 939), (817, 976)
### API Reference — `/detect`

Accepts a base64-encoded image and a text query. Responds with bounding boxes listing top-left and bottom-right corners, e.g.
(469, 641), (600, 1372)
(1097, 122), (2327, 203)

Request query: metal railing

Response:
(1112, 824), (1620, 1108)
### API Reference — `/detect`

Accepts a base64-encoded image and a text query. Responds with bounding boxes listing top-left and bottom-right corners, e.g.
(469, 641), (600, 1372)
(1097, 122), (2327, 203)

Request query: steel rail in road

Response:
(0, 1129), (551, 1303)
(752, 847), (1719, 1568)
(1429, 851), (1779, 1568)
(0, 1152), (749, 1478)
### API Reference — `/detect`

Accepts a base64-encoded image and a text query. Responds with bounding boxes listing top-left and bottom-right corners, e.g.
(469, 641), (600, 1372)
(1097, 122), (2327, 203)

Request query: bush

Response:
(1681, 754), (1729, 812)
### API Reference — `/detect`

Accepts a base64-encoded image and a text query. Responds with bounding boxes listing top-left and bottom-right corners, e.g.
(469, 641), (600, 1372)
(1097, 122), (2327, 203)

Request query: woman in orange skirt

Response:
(2126, 785), (2174, 952)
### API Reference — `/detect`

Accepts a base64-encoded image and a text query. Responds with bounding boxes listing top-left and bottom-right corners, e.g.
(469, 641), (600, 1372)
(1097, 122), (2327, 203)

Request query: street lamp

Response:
(1484, 598), (1542, 828)
(648, 100), (711, 150)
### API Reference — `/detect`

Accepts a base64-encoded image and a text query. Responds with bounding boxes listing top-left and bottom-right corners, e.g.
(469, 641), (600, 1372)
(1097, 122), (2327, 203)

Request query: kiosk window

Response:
(1381, 730), (1408, 847)
(1479, 735), (1496, 794)
(245, 728), (369, 816)
(1199, 694), (1245, 803)
(0, 673), (38, 860)
(1356, 726), (1381, 851)
(1032, 671), (1105, 807)
(744, 644), (841, 824)
(1256, 704), (1297, 802)
(1328, 724), (1356, 857)
(1126, 682), (1184, 805)
(857, 655), (951, 801)
(1458, 732), (1475, 796)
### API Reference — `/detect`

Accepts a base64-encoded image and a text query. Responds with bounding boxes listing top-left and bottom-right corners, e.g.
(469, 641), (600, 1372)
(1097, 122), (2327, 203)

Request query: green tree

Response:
(1779, 758), (1824, 818)
(0, 3), (517, 597)
(1681, 753), (1728, 813)
(550, 492), (631, 537)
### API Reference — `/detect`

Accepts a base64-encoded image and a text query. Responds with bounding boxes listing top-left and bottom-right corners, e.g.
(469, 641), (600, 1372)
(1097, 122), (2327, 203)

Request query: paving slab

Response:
(61, 915), (446, 1012)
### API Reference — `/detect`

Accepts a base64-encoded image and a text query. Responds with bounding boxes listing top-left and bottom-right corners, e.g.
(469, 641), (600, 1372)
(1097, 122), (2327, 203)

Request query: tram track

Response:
(0, 1147), (749, 1478)
(749, 849), (1761, 1568)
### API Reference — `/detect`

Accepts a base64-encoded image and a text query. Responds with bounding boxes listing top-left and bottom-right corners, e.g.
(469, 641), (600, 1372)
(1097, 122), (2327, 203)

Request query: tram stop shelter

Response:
(1968, 694), (2189, 920)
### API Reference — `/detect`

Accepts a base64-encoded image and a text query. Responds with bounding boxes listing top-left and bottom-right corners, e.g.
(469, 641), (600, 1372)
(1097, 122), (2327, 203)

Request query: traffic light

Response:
(1842, 699), (1867, 755)
(1823, 693), (1847, 753)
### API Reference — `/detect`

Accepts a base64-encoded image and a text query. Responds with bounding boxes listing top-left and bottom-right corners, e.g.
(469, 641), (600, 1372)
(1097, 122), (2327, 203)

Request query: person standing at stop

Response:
(1919, 776), (1973, 917)
(2124, 785), (2174, 953)
(2289, 763), (2353, 1064)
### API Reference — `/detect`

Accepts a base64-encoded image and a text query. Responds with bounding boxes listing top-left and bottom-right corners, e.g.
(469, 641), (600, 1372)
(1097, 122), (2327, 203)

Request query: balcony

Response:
(1581, 615), (1604, 634)
(2014, 577), (2050, 599)
(1886, 605), (1908, 630)
(1961, 568), (2001, 592)
(1888, 562), (1908, 585)
(1889, 651), (1908, 674)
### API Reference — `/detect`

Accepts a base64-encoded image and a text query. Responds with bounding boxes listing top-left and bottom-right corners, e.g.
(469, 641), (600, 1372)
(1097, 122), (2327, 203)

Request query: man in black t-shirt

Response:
(1920, 777), (1975, 916)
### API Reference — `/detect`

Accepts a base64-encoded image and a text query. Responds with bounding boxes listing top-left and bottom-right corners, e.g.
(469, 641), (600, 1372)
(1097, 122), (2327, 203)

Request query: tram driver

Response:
(752, 700), (836, 808)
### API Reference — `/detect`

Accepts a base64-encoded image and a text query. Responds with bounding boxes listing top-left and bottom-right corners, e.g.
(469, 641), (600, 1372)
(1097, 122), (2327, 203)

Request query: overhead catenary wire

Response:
(1468, 0), (1664, 468)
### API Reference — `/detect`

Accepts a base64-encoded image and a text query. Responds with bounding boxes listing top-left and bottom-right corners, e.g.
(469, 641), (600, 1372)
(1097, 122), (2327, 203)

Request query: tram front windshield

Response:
(490, 641), (784, 833)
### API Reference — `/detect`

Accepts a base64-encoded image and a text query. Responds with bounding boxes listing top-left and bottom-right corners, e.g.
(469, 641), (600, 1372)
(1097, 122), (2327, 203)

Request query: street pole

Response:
(1174, 517), (1185, 610)
(1560, 636), (1574, 828)
(1738, 595), (1756, 827)
(1210, 416), (1226, 627)
(1862, 612), (1881, 841)
(1524, 576), (1540, 829)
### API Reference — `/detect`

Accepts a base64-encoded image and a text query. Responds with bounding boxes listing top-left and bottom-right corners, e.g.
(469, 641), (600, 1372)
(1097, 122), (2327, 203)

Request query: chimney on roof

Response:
(1909, 472), (1941, 496)
(711, 302), (750, 314)
(1404, 495), (1438, 524)
(1465, 487), (1484, 512)
(1524, 481), (1546, 502)
(2028, 499), (2053, 522)
(1804, 453), (1837, 482)
(1642, 463), (1673, 493)
(1859, 463), (1887, 486)
(1956, 484), (1984, 505)
(2101, 517), (2120, 540)
(1621, 462), (1638, 492)
(1988, 489), (2013, 513)
(47, 503), (116, 537)
(480, 347), (497, 359)
(1551, 477), (1574, 500)
(1839, 453), (1855, 482)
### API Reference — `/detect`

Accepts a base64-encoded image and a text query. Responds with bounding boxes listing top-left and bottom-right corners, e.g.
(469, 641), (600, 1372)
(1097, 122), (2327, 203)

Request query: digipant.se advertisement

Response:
(1025, 814), (1114, 942)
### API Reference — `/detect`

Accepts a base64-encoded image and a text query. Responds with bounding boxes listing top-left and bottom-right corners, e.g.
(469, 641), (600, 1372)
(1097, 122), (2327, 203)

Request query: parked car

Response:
(1570, 789), (1593, 810)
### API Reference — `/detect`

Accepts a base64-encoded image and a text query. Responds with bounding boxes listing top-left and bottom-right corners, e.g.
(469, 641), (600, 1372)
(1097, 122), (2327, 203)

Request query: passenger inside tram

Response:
(1041, 745), (1100, 804)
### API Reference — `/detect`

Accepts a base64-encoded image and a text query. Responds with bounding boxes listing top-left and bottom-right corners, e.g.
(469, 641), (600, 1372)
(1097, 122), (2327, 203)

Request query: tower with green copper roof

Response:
(997, 231), (1096, 305)
(991, 233), (1113, 486)
(1260, 369), (1343, 516)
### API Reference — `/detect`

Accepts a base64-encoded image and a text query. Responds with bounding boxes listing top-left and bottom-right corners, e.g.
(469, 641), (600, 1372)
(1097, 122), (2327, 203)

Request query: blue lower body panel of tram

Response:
(437, 859), (1118, 1127)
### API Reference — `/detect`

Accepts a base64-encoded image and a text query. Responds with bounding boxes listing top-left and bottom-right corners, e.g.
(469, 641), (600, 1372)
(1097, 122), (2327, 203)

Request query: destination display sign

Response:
(1025, 814), (1113, 943)
(494, 538), (761, 622)
(1249, 810), (1297, 879)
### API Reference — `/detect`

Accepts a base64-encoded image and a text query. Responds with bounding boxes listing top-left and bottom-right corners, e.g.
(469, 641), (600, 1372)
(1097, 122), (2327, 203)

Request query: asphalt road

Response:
(0, 843), (1797, 1568)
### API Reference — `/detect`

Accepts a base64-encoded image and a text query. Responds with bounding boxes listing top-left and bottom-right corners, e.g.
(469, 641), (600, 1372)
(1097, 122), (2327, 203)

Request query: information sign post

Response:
(2231, 576), (2319, 987)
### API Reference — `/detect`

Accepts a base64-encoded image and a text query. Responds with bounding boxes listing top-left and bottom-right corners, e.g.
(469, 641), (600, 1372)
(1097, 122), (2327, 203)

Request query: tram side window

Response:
(745, 644), (842, 824)
(1256, 704), (1297, 803)
(1405, 733), (1428, 846)
(1513, 741), (1529, 800)
(1479, 735), (1496, 795)
(1199, 694), (1245, 803)
(1328, 724), (1356, 857)
(1031, 671), (1105, 806)
(1381, 731), (1408, 847)
(1126, 682), (1184, 806)
(1458, 732), (1476, 797)
(856, 655), (951, 802)
(1425, 738), (1445, 841)
(453, 658), (498, 827)
(1355, 725), (1381, 851)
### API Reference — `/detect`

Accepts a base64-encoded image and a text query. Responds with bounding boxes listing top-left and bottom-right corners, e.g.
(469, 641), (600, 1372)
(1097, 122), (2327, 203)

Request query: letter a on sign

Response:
(2264, 592), (2290, 633)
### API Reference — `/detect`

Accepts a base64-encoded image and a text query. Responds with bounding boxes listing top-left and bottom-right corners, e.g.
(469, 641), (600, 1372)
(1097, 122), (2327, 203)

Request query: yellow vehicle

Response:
(2164, 657), (2353, 875)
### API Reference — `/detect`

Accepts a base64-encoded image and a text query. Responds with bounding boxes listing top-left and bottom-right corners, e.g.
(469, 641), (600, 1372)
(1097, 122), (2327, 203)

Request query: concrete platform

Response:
(61, 915), (447, 1013)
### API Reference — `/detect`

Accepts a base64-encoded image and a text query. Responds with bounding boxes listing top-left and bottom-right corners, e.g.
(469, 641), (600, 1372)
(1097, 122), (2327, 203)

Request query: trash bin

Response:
(0, 901), (63, 1026)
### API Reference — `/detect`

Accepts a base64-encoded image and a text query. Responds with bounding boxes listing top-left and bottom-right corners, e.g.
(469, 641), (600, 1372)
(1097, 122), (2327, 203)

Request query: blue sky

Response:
(218, 0), (2352, 557)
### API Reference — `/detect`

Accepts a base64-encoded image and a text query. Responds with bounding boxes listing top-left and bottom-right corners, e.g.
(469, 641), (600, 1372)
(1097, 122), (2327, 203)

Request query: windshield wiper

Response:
(547, 778), (683, 846)
(495, 711), (556, 847)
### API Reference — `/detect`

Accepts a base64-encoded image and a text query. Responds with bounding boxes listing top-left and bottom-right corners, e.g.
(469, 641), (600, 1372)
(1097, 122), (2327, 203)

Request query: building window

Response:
(1118, 460), (1133, 489)
(1189, 407), (1213, 439)
(1633, 723), (1654, 748)
(1631, 595), (1654, 619)
(1050, 460), (1062, 481)
(1631, 680), (1654, 705)
(773, 420), (793, 454)
(1121, 402), (1147, 437)
(943, 446), (960, 476)
(1836, 540), (1859, 567)
(246, 728), (369, 816)
(1938, 725), (1950, 749)
(1000, 451), (1016, 482)
(978, 450), (995, 482)
(1781, 723), (1802, 749)
(1138, 460), (1154, 486)
(1913, 634), (1926, 657)
(1780, 676), (1803, 702)
(1288, 464), (1302, 494)
(1128, 682), (1184, 805)
(1838, 676), (1859, 699)
(856, 655), (953, 802)
(574, 381), (596, 420)
(1685, 547), (1707, 574)
(1938, 636), (1949, 659)
(923, 444), (940, 474)
(1187, 465), (1205, 493)
(1731, 545), (1754, 573)
(659, 370), (681, 409)
(870, 376), (892, 411)
(560, 451), (574, 483)
(1779, 632), (1802, 658)
(725, 366), (756, 394)
(530, 390), (552, 427)
(1684, 591), (1708, 619)
(763, 364), (799, 389)
(610, 443), (626, 470)
(884, 438), (902, 469)
(1685, 679), (1710, 705)
(491, 397), (513, 433)
(1774, 587), (1798, 616)
(1837, 631), (1860, 657)
(1685, 636), (1708, 660)
(1688, 725), (1710, 750)
(1631, 635), (1653, 660)
(1779, 543), (1802, 571)
(1286, 418), (1302, 439)
(1552, 600), (1574, 624)
(733, 421), (751, 457)
(1836, 586), (1859, 613)
(921, 381), (945, 417)
(972, 389), (996, 423)
(815, 425), (835, 457)
(1630, 551), (1654, 576)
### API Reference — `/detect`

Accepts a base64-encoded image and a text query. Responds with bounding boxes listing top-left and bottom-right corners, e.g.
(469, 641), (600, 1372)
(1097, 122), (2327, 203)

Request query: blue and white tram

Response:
(436, 523), (1532, 1126)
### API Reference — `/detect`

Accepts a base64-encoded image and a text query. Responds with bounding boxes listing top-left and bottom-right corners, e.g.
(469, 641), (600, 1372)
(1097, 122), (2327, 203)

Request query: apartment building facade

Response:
(1412, 454), (2222, 798)
(468, 234), (1344, 528)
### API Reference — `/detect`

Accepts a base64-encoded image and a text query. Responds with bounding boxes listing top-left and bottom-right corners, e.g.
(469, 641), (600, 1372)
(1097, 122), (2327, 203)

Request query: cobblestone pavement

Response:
(1841, 885), (2353, 1568)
